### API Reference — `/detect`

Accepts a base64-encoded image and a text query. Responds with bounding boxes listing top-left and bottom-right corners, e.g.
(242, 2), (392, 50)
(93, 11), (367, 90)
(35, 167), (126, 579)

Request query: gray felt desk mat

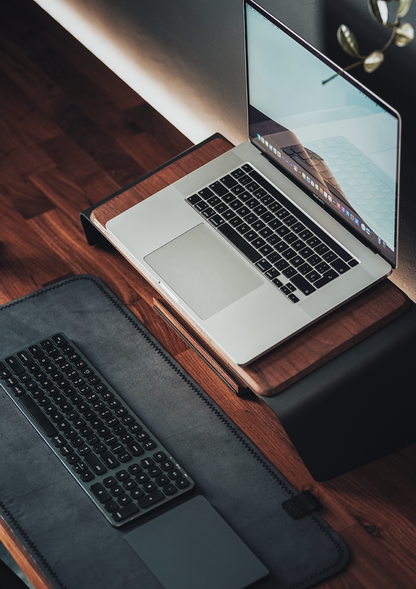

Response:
(0, 275), (349, 589)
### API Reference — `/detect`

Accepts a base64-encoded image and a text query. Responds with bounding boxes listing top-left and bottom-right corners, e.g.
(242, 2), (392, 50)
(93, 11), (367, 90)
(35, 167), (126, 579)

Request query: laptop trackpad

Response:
(145, 224), (263, 320)
(125, 496), (269, 589)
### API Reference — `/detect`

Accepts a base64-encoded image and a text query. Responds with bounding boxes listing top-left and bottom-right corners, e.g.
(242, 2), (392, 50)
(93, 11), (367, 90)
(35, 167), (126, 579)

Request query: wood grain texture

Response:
(90, 138), (233, 230)
(1, 1), (416, 588)
(0, 519), (55, 589)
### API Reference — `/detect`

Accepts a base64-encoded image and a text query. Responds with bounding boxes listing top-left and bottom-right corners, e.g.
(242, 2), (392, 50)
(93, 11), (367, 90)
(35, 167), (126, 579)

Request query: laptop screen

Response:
(245, 0), (400, 267)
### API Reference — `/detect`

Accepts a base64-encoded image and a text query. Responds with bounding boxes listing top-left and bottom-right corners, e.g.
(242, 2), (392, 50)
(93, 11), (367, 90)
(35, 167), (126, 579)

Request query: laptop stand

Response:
(81, 133), (414, 479)
(81, 133), (410, 398)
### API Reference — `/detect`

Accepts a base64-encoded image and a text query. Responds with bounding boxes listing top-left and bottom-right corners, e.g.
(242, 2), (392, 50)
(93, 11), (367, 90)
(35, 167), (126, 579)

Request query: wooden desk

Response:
(1, 1), (416, 588)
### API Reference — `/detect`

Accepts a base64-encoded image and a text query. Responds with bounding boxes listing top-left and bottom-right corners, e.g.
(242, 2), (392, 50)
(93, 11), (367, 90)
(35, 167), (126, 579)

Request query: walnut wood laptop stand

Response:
(81, 134), (410, 399)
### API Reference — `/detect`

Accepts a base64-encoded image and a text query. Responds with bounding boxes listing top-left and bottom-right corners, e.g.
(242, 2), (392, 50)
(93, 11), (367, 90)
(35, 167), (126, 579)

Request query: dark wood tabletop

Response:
(1, 1), (416, 588)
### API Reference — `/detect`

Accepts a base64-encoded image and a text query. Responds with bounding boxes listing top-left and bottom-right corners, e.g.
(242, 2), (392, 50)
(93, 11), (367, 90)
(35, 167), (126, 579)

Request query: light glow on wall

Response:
(34, 0), (221, 144)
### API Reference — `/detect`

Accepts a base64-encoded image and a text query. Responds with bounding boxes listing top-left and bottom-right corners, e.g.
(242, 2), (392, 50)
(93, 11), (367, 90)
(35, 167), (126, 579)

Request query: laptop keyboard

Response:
(187, 163), (358, 303)
(0, 334), (194, 527)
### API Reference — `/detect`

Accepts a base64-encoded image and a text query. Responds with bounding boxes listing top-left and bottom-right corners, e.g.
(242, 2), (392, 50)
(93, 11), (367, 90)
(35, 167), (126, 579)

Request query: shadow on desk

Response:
(265, 301), (416, 480)
(0, 548), (32, 589)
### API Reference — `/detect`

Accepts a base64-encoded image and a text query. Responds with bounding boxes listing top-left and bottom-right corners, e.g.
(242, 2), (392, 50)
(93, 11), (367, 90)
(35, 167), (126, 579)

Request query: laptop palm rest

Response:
(145, 224), (263, 320)
(125, 495), (269, 589)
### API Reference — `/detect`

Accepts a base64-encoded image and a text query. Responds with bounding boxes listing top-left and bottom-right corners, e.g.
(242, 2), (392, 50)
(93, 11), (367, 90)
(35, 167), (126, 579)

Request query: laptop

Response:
(106, 0), (400, 366)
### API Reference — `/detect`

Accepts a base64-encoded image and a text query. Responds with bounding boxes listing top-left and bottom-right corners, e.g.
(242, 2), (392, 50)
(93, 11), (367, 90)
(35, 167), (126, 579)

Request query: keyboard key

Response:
(282, 248), (296, 260)
(291, 222), (304, 233)
(138, 491), (164, 509)
(187, 194), (201, 206)
(163, 484), (177, 495)
(306, 236), (321, 248)
(105, 501), (119, 513)
(112, 503), (140, 522)
(118, 494), (132, 506)
(290, 274), (316, 296)
(52, 335), (68, 347)
(265, 268), (280, 280)
(101, 451), (120, 469)
(256, 259), (272, 273)
(19, 394), (58, 436)
(16, 351), (34, 366)
(298, 261), (313, 274)
(314, 269), (339, 288)
(176, 478), (191, 489)
(330, 258), (350, 274)
(231, 184), (246, 195)
(292, 239), (305, 252)
(316, 262), (330, 274)
(218, 224), (262, 264)
(299, 247), (314, 259)
(267, 252), (281, 265)
(305, 270), (321, 283)
(275, 259), (289, 271)
(28, 345), (43, 358)
(85, 454), (108, 475)
(315, 243), (329, 256)
(91, 483), (111, 503)
(323, 251), (337, 263)
(299, 229), (313, 241)
(209, 181), (228, 197)
(220, 175), (237, 189)
(5, 357), (24, 375)
(284, 232), (297, 244)
(291, 256), (304, 268)
(276, 226), (290, 237)
(276, 208), (290, 220)
(282, 266), (297, 279)
(80, 471), (94, 482)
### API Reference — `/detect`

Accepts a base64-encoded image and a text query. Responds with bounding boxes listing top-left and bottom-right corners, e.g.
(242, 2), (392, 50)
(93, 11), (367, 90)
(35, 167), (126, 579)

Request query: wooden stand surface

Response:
(87, 135), (410, 397)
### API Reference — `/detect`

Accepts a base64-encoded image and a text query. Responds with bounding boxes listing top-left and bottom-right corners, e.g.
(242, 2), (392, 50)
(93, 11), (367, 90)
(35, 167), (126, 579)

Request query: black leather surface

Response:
(266, 299), (416, 481)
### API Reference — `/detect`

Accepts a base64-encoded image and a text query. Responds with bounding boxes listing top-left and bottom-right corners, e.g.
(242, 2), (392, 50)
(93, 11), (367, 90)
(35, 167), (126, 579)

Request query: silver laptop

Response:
(106, 0), (400, 366)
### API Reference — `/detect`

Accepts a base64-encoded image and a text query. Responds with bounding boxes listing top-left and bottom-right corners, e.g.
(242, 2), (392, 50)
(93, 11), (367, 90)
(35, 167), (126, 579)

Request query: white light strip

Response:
(34, 0), (215, 144)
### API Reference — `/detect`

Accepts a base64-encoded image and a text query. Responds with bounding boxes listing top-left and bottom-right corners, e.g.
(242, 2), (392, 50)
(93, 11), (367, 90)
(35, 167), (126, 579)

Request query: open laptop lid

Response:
(245, 0), (401, 268)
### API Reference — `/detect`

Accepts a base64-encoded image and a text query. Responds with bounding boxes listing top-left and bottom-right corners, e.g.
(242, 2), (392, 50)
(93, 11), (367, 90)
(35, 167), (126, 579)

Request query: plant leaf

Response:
(395, 22), (415, 46)
(363, 50), (385, 72)
(337, 25), (362, 57)
(368, 0), (389, 24)
(397, 0), (413, 19)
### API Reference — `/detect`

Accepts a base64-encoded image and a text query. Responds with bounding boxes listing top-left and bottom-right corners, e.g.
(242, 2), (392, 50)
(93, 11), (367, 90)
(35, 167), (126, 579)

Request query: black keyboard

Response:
(0, 334), (194, 527)
(187, 163), (358, 303)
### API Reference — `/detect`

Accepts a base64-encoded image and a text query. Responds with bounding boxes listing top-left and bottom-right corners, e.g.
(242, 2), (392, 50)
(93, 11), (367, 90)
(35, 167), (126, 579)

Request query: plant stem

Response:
(322, 59), (364, 84)
(381, 25), (398, 52)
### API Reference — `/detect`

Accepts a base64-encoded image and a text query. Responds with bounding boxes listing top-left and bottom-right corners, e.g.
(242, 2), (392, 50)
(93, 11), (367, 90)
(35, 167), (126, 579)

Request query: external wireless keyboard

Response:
(0, 334), (194, 527)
